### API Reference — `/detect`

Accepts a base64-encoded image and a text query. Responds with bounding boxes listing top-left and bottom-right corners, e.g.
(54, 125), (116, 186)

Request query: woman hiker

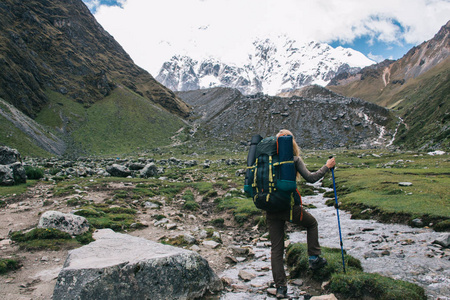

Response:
(268, 129), (336, 299)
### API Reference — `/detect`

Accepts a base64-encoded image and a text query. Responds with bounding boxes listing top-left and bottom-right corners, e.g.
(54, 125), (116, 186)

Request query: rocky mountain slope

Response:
(0, 0), (191, 156)
(0, 0), (189, 118)
(327, 20), (450, 150)
(157, 38), (374, 96)
(178, 86), (394, 149)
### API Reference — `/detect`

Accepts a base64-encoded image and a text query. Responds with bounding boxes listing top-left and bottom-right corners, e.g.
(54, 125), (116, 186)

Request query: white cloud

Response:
(90, 0), (450, 74)
(367, 52), (385, 62)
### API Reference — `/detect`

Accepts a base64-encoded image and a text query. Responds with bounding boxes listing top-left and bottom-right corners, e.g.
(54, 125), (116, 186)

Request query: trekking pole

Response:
(329, 156), (346, 273)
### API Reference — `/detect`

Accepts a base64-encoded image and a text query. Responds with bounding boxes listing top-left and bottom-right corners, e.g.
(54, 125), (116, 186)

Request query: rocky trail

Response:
(0, 179), (449, 300)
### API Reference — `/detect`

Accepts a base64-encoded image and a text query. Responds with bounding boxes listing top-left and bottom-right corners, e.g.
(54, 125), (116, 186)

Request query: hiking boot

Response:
(309, 256), (327, 270)
(276, 286), (288, 299)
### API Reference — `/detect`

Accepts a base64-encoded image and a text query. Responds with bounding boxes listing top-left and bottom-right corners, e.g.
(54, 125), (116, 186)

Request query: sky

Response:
(82, 0), (450, 75)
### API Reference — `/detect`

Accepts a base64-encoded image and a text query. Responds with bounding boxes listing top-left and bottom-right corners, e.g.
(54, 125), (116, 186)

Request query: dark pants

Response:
(266, 205), (321, 287)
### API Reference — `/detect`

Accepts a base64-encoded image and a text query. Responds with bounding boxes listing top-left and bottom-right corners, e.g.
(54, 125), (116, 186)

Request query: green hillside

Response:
(391, 59), (450, 150)
(35, 87), (186, 156)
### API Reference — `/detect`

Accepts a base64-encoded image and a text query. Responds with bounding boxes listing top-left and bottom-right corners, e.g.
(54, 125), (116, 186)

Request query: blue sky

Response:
(82, 0), (450, 74)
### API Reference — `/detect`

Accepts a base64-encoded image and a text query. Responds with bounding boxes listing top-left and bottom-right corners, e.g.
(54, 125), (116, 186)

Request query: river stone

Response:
(53, 229), (223, 300)
(238, 270), (256, 281)
(433, 233), (450, 248)
(399, 182), (413, 186)
(38, 211), (89, 236)
(311, 294), (338, 300)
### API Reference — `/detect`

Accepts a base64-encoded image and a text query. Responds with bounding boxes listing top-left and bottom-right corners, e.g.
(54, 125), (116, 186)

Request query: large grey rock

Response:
(0, 162), (26, 186)
(53, 229), (223, 300)
(38, 211), (89, 236)
(106, 164), (131, 177)
(0, 165), (14, 186)
(140, 162), (159, 178)
(0, 146), (21, 165)
(10, 162), (26, 184)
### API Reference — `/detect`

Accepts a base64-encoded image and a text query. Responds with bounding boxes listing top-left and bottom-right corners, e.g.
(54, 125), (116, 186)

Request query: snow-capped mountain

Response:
(156, 37), (375, 95)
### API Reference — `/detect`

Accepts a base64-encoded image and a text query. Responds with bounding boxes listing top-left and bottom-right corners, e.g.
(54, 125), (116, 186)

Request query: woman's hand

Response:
(326, 157), (336, 169)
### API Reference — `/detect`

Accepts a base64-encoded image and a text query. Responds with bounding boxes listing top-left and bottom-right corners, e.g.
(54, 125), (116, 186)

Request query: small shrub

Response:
(67, 197), (89, 207)
(10, 228), (72, 242)
(0, 258), (21, 274)
(0, 200), (5, 208)
(183, 201), (199, 211)
(161, 235), (189, 247)
(211, 218), (225, 227)
(434, 219), (450, 231)
(330, 272), (426, 300)
(74, 209), (103, 218)
(153, 214), (166, 221)
(203, 190), (218, 199)
(103, 207), (136, 214)
(43, 200), (53, 206)
(182, 190), (195, 202)
(24, 166), (44, 180)
(75, 231), (94, 245)
(9, 228), (76, 251)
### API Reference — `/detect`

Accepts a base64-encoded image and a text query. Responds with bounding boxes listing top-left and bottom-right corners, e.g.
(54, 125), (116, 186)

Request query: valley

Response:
(0, 149), (449, 299)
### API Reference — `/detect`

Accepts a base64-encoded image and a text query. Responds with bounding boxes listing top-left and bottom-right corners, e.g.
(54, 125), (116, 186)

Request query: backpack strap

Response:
(269, 155), (274, 193)
(253, 158), (258, 193)
(289, 189), (303, 223)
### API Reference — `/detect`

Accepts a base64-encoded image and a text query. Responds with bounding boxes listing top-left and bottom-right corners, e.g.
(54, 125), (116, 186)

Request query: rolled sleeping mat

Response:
(244, 134), (263, 188)
(277, 135), (296, 190)
(247, 134), (263, 166)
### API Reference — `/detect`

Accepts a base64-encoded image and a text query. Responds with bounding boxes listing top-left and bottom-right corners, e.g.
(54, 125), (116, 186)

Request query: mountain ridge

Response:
(326, 20), (450, 150)
(157, 38), (374, 96)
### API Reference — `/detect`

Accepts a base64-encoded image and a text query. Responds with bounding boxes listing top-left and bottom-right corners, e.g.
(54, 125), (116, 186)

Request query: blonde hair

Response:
(277, 129), (301, 180)
(276, 129), (301, 156)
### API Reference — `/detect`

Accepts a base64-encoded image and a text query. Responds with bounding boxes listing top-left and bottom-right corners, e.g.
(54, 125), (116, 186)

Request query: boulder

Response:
(53, 229), (223, 300)
(10, 162), (26, 184)
(38, 211), (89, 236)
(0, 146), (21, 165)
(140, 162), (159, 178)
(0, 165), (14, 186)
(106, 164), (131, 177)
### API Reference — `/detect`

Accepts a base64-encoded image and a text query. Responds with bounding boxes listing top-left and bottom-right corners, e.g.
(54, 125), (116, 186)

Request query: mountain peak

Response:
(156, 37), (374, 95)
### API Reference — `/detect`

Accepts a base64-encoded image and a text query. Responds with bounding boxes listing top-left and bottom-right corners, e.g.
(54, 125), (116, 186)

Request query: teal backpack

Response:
(244, 135), (301, 216)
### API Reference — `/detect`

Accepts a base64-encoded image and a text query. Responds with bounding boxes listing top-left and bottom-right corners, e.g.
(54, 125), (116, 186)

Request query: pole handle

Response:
(328, 155), (335, 170)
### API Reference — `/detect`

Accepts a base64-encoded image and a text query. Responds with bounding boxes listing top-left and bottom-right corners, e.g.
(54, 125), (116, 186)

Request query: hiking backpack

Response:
(244, 135), (301, 213)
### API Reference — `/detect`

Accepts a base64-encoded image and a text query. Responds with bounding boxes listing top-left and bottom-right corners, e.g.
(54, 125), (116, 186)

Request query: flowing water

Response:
(219, 182), (450, 300)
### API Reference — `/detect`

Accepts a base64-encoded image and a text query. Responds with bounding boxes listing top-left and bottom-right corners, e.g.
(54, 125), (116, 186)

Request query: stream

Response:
(219, 182), (450, 300)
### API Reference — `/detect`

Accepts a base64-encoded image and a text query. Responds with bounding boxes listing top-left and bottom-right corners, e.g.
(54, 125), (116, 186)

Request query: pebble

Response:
(238, 270), (256, 281)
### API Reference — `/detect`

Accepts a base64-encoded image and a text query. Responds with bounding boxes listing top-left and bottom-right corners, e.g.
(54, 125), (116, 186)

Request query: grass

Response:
(286, 243), (426, 300)
(34, 87), (187, 156)
(217, 190), (260, 224)
(73, 203), (143, 231)
(311, 150), (450, 230)
(0, 180), (39, 197)
(9, 228), (91, 251)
